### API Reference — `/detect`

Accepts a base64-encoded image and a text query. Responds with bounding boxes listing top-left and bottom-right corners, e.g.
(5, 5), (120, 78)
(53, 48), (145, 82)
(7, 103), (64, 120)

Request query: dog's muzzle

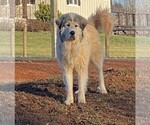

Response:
(70, 31), (75, 36)
(69, 31), (75, 40)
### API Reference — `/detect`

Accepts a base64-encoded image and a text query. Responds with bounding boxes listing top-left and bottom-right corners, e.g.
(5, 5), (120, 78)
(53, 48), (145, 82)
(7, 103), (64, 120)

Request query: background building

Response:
(0, 0), (111, 19)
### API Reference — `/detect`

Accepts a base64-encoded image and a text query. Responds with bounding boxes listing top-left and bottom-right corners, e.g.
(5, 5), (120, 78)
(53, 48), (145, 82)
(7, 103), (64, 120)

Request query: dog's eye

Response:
(75, 24), (78, 27)
(66, 24), (70, 27)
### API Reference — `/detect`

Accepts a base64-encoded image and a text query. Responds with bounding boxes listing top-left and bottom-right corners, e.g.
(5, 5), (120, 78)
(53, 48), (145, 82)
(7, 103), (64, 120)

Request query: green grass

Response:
(0, 31), (12, 56)
(15, 31), (136, 58)
(100, 34), (135, 57)
(15, 31), (51, 57)
(136, 36), (150, 57)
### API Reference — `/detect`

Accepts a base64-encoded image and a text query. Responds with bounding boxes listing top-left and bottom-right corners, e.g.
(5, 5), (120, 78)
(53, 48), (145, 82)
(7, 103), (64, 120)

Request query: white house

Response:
(58, 0), (111, 19)
(0, 0), (111, 19)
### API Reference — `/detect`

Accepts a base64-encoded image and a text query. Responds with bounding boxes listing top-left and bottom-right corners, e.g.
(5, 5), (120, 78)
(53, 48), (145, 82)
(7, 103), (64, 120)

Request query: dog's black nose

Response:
(70, 31), (75, 35)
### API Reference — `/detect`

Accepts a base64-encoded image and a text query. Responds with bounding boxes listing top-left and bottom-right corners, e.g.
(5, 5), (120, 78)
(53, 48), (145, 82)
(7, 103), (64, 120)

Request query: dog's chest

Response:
(60, 41), (90, 68)
(62, 42), (79, 63)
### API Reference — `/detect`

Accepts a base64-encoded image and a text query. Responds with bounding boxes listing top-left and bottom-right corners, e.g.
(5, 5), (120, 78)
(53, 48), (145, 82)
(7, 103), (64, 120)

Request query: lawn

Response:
(0, 31), (12, 56)
(15, 31), (51, 57)
(15, 31), (135, 58)
(101, 34), (135, 57)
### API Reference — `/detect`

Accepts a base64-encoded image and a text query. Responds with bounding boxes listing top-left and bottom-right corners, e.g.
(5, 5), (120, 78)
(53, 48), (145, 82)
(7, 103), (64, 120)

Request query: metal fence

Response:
(15, 28), (135, 59)
(0, 1), (15, 59)
(14, 32), (135, 59)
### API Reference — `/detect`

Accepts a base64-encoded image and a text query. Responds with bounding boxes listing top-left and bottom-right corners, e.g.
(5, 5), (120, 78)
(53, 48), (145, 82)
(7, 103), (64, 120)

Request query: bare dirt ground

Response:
(15, 59), (135, 125)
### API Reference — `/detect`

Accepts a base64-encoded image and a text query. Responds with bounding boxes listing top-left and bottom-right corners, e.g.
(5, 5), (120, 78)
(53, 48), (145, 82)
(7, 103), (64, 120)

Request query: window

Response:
(70, 0), (73, 4)
(15, 0), (20, 5)
(1, 0), (7, 5)
(74, 0), (77, 4)
(67, 0), (81, 6)
(28, 0), (35, 4)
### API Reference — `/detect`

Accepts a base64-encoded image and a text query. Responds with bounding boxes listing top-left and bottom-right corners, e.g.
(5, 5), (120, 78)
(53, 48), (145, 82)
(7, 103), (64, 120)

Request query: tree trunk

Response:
(22, 0), (28, 19)
(9, 0), (15, 18)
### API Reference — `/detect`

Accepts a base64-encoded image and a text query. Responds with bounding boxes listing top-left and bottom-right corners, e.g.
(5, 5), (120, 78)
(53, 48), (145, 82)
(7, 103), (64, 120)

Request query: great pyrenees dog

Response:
(56, 9), (113, 105)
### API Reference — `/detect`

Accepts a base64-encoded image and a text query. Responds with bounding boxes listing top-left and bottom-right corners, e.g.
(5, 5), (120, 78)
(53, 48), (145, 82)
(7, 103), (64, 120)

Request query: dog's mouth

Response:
(61, 35), (75, 42)
(68, 35), (75, 41)
(69, 36), (75, 40)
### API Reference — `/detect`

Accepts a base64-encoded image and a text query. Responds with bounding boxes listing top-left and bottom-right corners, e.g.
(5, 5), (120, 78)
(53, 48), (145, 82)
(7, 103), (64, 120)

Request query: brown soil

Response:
(14, 59), (135, 125)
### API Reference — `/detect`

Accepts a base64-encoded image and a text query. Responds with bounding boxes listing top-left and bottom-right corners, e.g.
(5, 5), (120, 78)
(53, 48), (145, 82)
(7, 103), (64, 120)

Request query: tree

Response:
(22, 0), (28, 19)
(111, 0), (135, 12)
(111, 2), (124, 12)
(9, 0), (15, 18)
(15, 0), (20, 5)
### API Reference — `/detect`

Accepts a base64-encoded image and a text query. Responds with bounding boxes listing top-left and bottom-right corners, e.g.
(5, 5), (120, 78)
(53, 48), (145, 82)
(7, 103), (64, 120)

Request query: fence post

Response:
(10, 22), (15, 57)
(50, 0), (58, 58)
(125, 13), (128, 26)
(132, 14), (135, 26)
(9, 0), (15, 57)
(23, 21), (27, 57)
(105, 36), (109, 58)
(117, 12), (121, 25)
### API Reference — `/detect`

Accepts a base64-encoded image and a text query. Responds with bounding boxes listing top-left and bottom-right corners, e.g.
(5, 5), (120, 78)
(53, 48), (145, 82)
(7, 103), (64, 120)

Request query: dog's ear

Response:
(75, 15), (87, 30)
(80, 17), (87, 30)
(56, 14), (72, 30)
(55, 17), (64, 30)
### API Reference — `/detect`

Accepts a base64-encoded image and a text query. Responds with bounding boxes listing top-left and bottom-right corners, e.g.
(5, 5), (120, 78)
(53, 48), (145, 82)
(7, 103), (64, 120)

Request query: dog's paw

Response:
(78, 96), (86, 104)
(65, 99), (73, 105)
(97, 87), (108, 94)
(78, 99), (86, 104)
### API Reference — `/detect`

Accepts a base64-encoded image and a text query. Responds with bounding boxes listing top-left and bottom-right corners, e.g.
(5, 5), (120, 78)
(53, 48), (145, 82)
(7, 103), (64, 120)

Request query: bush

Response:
(34, 2), (62, 22)
(15, 19), (50, 32)
(35, 2), (50, 22)
(27, 19), (50, 32)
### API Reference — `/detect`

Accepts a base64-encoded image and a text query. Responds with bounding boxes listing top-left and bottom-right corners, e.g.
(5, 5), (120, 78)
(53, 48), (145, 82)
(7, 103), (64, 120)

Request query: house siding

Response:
(0, 0), (110, 19)
(58, 0), (111, 19)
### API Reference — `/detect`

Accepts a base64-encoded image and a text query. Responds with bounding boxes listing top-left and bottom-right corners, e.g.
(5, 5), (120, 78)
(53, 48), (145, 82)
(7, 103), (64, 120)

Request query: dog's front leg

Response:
(63, 69), (73, 105)
(77, 67), (88, 104)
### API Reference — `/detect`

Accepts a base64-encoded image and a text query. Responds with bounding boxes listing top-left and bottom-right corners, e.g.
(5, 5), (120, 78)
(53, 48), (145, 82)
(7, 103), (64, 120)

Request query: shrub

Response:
(35, 2), (50, 22)
(34, 2), (62, 22)
(27, 19), (50, 32)
(15, 19), (50, 32)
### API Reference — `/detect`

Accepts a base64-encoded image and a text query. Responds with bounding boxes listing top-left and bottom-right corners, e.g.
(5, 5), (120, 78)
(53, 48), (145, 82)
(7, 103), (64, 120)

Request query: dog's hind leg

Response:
(97, 62), (107, 94)
(91, 57), (107, 94)
(63, 68), (74, 105)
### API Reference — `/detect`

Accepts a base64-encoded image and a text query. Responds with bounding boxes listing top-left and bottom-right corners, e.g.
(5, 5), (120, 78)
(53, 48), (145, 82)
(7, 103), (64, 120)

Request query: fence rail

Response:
(112, 11), (150, 36)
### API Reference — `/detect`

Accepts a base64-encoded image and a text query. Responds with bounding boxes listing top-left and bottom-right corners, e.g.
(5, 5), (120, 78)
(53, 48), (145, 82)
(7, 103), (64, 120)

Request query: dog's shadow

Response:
(15, 79), (65, 103)
(15, 77), (79, 103)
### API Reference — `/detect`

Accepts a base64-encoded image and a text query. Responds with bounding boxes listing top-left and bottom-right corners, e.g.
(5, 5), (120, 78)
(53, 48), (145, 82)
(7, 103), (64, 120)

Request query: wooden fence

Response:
(112, 11), (135, 36)
(112, 11), (150, 36)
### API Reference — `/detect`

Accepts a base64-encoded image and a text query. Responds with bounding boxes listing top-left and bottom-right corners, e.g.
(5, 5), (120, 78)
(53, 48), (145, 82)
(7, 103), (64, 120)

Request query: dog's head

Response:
(56, 13), (87, 42)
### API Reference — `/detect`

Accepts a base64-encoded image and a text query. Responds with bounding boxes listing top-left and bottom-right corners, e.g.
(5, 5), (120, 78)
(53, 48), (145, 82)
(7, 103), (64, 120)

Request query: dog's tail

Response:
(88, 8), (113, 37)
